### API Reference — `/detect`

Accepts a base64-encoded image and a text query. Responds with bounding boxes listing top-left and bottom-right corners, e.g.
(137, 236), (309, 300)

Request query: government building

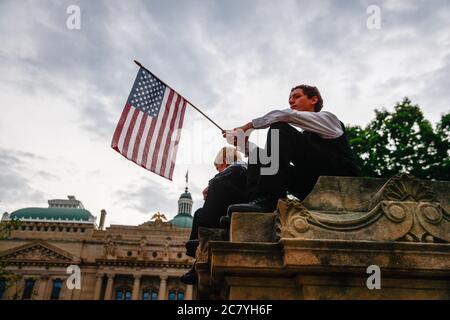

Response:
(0, 186), (195, 300)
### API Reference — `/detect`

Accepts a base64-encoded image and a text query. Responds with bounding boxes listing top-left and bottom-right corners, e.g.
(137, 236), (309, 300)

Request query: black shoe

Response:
(227, 197), (278, 216)
(179, 268), (196, 285)
(185, 240), (199, 258)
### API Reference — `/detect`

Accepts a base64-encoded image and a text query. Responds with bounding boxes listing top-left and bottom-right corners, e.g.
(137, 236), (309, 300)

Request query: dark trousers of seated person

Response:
(188, 171), (247, 243)
(248, 122), (360, 201)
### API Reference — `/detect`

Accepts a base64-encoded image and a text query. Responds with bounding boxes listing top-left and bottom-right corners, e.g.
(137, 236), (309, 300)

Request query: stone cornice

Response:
(274, 174), (450, 243)
(0, 241), (80, 267)
(95, 258), (192, 269)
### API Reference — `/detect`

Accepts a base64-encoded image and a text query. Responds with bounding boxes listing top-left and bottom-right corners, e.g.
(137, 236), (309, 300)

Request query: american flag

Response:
(111, 67), (187, 180)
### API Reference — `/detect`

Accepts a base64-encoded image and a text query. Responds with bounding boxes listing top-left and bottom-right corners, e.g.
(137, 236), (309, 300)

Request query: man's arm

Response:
(251, 109), (343, 139)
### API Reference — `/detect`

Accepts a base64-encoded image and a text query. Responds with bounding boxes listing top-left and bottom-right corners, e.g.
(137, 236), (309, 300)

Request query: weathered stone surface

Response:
(230, 212), (277, 242)
(197, 173), (450, 300)
(302, 174), (450, 214)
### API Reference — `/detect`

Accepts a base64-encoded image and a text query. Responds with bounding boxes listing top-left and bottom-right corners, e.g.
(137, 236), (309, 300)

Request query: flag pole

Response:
(133, 60), (224, 132)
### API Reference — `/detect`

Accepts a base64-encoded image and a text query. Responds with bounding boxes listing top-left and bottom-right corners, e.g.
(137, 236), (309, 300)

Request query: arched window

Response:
(22, 279), (36, 300)
(142, 288), (158, 300)
(168, 289), (185, 300)
(115, 287), (132, 300)
(0, 280), (6, 300)
(50, 279), (62, 300)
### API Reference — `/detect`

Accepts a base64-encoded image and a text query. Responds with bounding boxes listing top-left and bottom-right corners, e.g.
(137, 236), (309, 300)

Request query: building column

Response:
(63, 280), (74, 300)
(185, 284), (194, 300)
(94, 273), (104, 300)
(104, 274), (115, 300)
(158, 275), (168, 300)
(36, 275), (50, 300)
(132, 275), (141, 300)
(4, 276), (22, 300)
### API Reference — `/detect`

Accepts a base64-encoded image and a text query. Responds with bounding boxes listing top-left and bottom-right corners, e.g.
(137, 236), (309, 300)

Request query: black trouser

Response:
(247, 122), (352, 201)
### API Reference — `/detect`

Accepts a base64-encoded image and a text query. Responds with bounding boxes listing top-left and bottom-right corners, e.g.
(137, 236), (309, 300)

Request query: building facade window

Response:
(168, 289), (185, 300)
(142, 289), (158, 300)
(115, 288), (132, 300)
(50, 279), (62, 300)
(0, 280), (6, 299)
(22, 279), (36, 300)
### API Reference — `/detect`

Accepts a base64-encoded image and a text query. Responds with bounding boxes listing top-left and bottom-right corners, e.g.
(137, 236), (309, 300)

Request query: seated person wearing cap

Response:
(180, 146), (247, 284)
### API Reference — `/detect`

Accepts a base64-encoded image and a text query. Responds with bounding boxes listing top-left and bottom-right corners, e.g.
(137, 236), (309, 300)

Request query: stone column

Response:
(4, 276), (22, 300)
(157, 275), (168, 300)
(185, 284), (194, 300)
(94, 273), (104, 300)
(104, 274), (115, 300)
(36, 275), (50, 300)
(63, 279), (74, 300)
(132, 275), (141, 300)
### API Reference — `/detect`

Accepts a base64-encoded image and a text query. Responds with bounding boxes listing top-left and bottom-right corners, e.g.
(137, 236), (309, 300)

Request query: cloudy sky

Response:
(0, 0), (449, 226)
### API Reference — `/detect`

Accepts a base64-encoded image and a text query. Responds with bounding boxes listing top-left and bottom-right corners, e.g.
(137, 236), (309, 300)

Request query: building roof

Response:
(179, 192), (192, 200)
(170, 213), (193, 228)
(9, 207), (96, 222)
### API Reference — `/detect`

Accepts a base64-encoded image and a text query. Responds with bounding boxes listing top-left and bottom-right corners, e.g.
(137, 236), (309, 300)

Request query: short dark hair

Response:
(291, 85), (323, 112)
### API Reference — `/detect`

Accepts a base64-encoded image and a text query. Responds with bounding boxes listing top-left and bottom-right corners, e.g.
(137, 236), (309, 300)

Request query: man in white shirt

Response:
(222, 85), (360, 219)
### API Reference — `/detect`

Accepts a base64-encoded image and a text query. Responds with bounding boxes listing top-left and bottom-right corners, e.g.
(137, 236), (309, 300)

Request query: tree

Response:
(346, 98), (450, 181)
(0, 218), (22, 299)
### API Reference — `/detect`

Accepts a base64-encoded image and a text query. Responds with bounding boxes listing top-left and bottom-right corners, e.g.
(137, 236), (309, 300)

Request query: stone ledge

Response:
(196, 173), (450, 300)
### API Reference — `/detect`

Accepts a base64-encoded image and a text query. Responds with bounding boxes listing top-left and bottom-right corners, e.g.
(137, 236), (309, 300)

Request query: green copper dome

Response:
(170, 214), (193, 228)
(179, 192), (192, 200)
(9, 207), (96, 222)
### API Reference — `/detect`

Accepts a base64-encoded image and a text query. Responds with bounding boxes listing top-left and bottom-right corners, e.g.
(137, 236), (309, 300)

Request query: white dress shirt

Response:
(252, 109), (344, 139)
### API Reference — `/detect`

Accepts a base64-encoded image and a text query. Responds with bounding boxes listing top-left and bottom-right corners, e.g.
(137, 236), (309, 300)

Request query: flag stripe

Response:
(143, 89), (172, 169)
(162, 98), (184, 177)
(149, 90), (175, 171)
(141, 116), (158, 168)
(157, 94), (182, 174)
(168, 101), (187, 179)
(122, 107), (140, 157)
(131, 112), (148, 163)
(111, 103), (132, 150)
(117, 105), (136, 152)
(135, 116), (152, 166)
(127, 111), (144, 159)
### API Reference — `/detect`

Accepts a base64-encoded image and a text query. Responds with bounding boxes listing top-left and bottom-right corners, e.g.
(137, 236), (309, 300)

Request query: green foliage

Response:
(0, 218), (22, 298)
(0, 218), (21, 240)
(346, 98), (450, 180)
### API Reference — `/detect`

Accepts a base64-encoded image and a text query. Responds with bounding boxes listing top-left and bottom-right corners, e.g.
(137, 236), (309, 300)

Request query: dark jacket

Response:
(202, 162), (248, 222)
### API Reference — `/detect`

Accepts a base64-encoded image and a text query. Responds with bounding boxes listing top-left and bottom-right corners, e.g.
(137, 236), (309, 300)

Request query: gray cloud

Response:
(113, 173), (204, 219)
(114, 178), (178, 217)
(0, 148), (47, 208)
(1, 0), (449, 224)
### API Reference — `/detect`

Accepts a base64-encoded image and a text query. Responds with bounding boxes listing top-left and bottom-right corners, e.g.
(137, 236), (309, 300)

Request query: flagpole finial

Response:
(134, 60), (143, 68)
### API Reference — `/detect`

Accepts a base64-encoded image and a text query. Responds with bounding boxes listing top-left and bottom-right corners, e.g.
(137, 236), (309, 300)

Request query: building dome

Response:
(170, 214), (193, 228)
(170, 173), (193, 228)
(9, 207), (96, 222)
(179, 192), (192, 200)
